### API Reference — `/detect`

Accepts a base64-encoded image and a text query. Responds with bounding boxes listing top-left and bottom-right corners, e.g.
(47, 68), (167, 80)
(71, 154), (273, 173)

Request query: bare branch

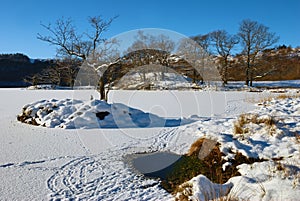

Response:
(210, 30), (239, 85)
(86, 15), (118, 55)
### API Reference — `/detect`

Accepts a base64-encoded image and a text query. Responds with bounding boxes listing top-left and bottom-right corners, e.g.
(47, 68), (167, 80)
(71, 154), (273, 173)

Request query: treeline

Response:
(0, 53), (53, 87)
(0, 46), (299, 88)
(1, 45), (298, 88)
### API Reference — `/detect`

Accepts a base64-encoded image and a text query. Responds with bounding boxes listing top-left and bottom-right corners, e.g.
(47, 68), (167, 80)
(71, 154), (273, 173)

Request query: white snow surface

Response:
(0, 88), (299, 200)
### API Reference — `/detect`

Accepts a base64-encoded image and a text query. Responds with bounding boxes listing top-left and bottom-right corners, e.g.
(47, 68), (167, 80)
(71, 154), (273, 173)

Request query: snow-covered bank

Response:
(177, 97), (300, 200)
(1, 89), (299, 200)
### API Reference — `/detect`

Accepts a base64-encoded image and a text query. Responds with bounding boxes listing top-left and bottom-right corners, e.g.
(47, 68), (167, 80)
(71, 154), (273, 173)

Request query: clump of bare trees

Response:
(124, 31), (175, 83)
(191, 19), (279, 86)
(36, 15), (284, 96)
(238, 19), (279, 86)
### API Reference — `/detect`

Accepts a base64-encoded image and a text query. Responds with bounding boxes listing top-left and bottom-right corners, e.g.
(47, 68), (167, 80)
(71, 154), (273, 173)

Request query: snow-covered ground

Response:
(0, 88), (299, 200)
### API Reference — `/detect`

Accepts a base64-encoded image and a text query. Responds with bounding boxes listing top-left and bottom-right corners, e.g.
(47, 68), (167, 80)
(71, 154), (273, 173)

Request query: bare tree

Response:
(126, 31), (175, 53)
(24, 74), (42, 87)
(37, 15), (117, 100)
(38, 16), (116, 60)
(191, 34), (211, 53)
(238, 19), (279, 86)
(210, 30), (239, 85)
(177, 37), (219, 84)
(186, 34), (225, 84)
(126, 31), (175, 82)
(53, 58), (80, 87)
(38, 17), (86, 59)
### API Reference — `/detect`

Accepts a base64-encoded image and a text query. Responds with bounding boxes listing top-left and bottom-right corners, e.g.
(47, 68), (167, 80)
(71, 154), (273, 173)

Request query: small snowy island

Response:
(17, 99), (194, 129)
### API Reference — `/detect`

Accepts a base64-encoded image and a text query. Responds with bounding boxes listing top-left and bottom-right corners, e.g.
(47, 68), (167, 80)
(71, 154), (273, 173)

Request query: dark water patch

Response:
(127, 138), (267, 194)
(126, 152), (182, 180)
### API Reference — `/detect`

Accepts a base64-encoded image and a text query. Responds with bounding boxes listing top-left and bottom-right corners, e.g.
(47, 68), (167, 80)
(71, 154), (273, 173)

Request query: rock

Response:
(96, 111), (110, 120)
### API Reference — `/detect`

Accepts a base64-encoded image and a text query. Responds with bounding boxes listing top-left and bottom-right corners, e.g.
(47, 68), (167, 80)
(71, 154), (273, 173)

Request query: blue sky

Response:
(0, 0), (299, 58)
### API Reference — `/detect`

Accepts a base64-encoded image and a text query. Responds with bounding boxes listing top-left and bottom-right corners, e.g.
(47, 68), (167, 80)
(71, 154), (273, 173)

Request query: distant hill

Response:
(228, 46), (300, 81)
(0, 53), (53, 87)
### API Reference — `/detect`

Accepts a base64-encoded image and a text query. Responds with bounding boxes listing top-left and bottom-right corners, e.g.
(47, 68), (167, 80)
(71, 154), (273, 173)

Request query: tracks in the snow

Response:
(0, 127), (181, 200)
(46, 128), (179, 200)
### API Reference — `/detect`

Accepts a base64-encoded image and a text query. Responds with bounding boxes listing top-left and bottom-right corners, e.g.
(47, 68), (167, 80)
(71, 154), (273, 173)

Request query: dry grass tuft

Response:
(187, 138), (206, 156)
(247, 95), (273, 104)
(295, 132), (300, 143)
(233, 113), (277, 136)
(249, 92), (300, 105)
(175, 180), (249, 201)
(187, 138), (217, 158)
(276, 93), (300, 100)
(211, 194), (242, 201)
(175, 183), (193, 201)
(275, 160), (300, 187)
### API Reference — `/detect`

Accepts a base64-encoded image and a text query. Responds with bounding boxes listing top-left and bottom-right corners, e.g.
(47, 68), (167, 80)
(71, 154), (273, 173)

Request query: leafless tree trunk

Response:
(210, 30), (239, 85)
(177, 38), (211, 83)
(238, 19), (279, 86)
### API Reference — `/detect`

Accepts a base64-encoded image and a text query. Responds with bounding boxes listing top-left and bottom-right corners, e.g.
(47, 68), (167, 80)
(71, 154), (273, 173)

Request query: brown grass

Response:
(175, 183), (193, 201)
(233, 113), (277, 135)
(164, 137), (265, 197)
(247, 95), (274, 104)
(175, 182), (247, 201)
(295, 132), (300, 143)
(211, 194), (242, 201)
(249, 93), (300, 105)
(187, 138), (206, 156)
(187, 138), (217, 159)
(276, 93), (300, 99)
(270, 159), (300, 188)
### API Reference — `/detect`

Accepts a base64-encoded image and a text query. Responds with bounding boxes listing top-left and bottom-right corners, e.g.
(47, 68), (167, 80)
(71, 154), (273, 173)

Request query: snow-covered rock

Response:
(176, 175), (233, 201)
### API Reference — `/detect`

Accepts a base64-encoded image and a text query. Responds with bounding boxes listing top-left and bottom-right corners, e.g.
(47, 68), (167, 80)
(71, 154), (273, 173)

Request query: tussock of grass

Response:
(211, 194), (241, 201)
(233, 113), (277, 135)
(273, 160), (300, 187)
(187, 138), (206, 156)
(187, 138), (217, 159)
(276, 93), (300, 99)
(175, 183), (193, 201)
(175, 182), (245, 201)
(161, 137), (264, 196)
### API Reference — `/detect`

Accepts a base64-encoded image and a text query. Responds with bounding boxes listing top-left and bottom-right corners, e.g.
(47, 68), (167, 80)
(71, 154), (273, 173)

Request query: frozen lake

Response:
(1, 88), (299, 200)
